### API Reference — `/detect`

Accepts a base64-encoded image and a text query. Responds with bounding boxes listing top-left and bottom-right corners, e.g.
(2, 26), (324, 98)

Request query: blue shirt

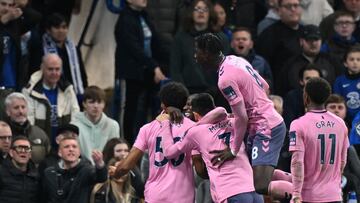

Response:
(1, 34), (16, 88)
(43, 87), (58, 146)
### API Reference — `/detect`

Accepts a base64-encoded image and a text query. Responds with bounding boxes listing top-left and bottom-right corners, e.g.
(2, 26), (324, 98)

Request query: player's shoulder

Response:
(326, 111), (348, 129)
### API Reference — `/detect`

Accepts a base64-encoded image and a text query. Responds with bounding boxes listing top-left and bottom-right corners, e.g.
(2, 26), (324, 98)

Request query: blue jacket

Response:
(333, 72), (360, 125)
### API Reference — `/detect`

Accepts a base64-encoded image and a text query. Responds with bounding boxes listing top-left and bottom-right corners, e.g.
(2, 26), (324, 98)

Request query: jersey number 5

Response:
(318, 134), (336, 164)
(154, 137), (185, 167)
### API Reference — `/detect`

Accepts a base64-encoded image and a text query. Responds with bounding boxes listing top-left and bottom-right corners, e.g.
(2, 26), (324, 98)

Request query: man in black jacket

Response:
(0, 136), (40, 203)
(41, 135), (107, 203)
(114, 0), (167, 145)
(0, 120), (12, 164)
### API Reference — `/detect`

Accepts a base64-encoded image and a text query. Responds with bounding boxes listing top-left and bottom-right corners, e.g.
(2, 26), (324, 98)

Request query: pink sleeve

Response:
(229, 102), (248, 155)
(133, 126), (148, 151)
(160, 120), (195, 159)
(219, 78), (243, 106)
(289, 122), (305, 152)
(218, 79), (248, 155)
(291, 150), (305, 199)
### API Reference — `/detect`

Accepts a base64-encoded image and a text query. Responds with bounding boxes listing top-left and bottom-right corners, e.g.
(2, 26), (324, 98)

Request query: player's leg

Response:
(251, 122), (292, 199)
(227, 191), (264, 203)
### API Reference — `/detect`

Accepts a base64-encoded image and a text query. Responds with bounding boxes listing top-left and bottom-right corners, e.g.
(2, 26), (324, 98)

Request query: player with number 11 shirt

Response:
(289, 77), (349, 203)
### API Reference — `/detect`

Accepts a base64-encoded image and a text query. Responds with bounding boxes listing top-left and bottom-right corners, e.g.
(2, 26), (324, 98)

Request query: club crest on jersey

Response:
(289, 131), (296, 146)
(356, 122), (360, 136)
(222, 86), (237, 101)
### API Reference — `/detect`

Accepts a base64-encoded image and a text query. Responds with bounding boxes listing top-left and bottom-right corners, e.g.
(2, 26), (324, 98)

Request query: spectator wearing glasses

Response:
(0, 120), (12, 164)
(255, 0), (303, 94)
(320, 0), (360, 42)
(321, 11), (359, 75)
(0, 136), (40, 203)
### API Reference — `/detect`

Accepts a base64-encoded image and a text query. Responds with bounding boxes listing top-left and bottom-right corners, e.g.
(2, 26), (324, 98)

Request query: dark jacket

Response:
(0, 6), (41, 90)
(278, 52), (337, 96)
(283, 88), (304, 128)
(42, 159), (107, 203)
(321, 34), (359, 76)
(255, 21), (303, 91)
(8, 119), (50, 164)
(0, 159), (40, 203)
(114, 5), (168, 81)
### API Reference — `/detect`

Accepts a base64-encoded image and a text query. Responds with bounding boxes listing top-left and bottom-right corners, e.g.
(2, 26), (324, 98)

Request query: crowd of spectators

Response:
(1, 0), (360, 202)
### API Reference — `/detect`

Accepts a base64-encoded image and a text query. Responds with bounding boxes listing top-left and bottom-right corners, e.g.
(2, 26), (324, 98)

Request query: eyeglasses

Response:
(12, 145), (32, 153)
(280, 3), (301, 10)
(194, 7), (209, 13)
(335, 21), (355, 27)
(0, 136), (12, 141)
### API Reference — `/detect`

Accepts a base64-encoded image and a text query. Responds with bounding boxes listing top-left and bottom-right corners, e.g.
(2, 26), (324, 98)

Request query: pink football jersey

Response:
(218, 55), (283, 136)
(161, 108), (255, 202)
(133, 117), (196, 203)
(289, 110), (349, 202)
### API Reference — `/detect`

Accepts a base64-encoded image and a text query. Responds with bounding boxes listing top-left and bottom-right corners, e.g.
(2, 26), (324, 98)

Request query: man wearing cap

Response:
(278, 24), (336, 97)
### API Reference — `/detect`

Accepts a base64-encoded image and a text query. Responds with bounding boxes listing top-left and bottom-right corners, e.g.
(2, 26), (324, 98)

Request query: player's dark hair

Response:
(298, 63), (322, 80)
(305, 77), (331, 105)
(195, 33), (224, 55)
(159, 82), (189, 109)
(191, 93), (216, 116)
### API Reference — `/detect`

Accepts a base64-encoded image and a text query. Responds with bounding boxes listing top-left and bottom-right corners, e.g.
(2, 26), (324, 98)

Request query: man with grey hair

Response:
(4, 92), (50, 164)
(22, 53), (80, 148)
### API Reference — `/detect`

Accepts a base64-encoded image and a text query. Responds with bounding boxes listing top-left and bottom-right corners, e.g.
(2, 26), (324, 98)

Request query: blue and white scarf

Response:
(42, 33), (84, 95)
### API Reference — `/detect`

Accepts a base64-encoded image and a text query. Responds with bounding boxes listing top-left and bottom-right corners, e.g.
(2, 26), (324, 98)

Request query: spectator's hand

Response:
(1, 7), (22, 24)
(92, 150), (105, 168)
(154, 67), (166, 84)
(210, 147), (235, 167)
(166, 106), (183, 124)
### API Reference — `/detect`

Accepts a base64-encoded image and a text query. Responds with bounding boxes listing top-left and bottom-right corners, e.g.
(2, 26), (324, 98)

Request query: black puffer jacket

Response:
(0, 159), (40, 203)
(42, 159), (107, 203)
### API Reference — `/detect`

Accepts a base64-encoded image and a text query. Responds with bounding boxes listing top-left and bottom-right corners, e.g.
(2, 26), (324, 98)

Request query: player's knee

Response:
(254, 182), (268, 195)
